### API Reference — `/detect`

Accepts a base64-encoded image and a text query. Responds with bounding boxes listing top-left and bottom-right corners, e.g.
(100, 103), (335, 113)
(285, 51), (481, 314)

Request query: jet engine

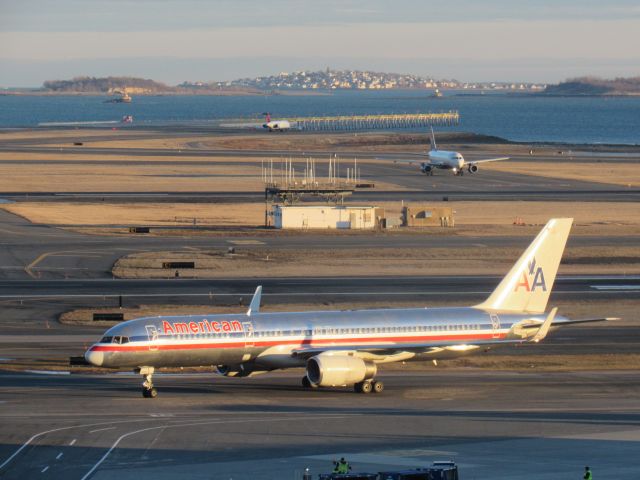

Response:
(467, 164), (478, 173)
(306, 354), (377, 387)
(420, 163), (432, 174)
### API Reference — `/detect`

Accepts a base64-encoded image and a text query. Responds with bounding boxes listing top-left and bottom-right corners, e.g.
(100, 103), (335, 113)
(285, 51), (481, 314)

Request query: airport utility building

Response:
(272, 205), (384, 229)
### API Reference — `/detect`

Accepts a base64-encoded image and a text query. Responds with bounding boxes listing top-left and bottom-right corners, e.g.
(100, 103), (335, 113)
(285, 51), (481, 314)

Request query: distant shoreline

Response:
(0, 89), (331, 97)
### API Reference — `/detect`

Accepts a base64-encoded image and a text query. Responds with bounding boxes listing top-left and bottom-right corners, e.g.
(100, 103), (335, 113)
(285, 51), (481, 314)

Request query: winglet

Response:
(247, 286), (262, 316)
(532, 307), (557, 343)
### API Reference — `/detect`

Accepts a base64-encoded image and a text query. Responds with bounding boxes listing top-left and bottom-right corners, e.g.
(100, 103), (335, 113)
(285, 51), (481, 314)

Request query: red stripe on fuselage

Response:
(89, 332), (507, 352)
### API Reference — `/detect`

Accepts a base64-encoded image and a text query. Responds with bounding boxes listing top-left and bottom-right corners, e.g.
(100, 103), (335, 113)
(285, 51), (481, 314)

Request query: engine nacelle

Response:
(216, 364), (268, 378)
(306, 354), (377, 387)
(467, 164), (478, 173)
(421, 163), (432, 174)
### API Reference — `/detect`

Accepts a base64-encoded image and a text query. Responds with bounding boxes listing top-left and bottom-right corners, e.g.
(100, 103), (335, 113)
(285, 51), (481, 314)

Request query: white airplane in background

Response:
(262, 112), (291, 132)
(85, 218), (615, 398)
(417, 127), (509, 176)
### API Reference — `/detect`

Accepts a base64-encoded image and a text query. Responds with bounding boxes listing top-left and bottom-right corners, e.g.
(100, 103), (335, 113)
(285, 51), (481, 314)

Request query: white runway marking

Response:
(25, 370), (70, 376)
(55, 452), (63, 460)
(227, 240), (265, 245)
(41, 465), (49, 473)
(89, 427), (116, 434)
(591, 285), (640, 291)
(0, 420), (151, 471)
(80, 414), (359, 480)
(69, 439), (77, 446)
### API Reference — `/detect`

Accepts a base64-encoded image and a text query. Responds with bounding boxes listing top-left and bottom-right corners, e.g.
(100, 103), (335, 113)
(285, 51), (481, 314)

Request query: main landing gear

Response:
(301, 376), (384, 394)
(354, 380), (384, 394)
(138, 366), (157, 398)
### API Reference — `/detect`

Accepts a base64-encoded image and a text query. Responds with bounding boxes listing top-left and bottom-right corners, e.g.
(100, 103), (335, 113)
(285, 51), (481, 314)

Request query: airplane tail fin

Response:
(475, 218), (573, 313)
(429, 126), (437, 151)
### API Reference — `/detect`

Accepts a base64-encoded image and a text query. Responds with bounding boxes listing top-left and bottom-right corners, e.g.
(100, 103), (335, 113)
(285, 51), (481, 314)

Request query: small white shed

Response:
(272, 205), (382, 229)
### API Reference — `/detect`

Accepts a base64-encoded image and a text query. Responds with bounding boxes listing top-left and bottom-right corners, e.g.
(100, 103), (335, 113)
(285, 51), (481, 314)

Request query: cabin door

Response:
(145, 325), (159, 351)
(490, 314), (501, 339)
(243, 322), (254, 348)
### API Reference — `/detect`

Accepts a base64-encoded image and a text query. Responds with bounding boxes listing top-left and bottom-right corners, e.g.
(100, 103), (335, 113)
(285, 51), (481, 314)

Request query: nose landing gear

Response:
(138, 366), (157, 398)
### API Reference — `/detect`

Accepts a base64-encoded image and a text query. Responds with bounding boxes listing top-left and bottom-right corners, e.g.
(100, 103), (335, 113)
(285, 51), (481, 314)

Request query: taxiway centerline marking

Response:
(81, 414), (359, 480)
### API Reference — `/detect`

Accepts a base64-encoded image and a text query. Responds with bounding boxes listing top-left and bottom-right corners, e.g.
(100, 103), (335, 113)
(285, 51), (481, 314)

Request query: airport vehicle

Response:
(85, 218), (612, 398)
(262, 112), (291, 131)
(418, 127), (508, 176)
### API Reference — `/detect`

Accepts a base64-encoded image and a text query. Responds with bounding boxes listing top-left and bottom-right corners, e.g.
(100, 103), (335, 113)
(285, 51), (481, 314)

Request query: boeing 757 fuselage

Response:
(85, 218), (612, 397)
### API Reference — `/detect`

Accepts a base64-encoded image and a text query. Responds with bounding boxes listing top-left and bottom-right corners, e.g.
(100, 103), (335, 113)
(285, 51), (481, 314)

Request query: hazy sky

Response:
(1, 0), (639, 86)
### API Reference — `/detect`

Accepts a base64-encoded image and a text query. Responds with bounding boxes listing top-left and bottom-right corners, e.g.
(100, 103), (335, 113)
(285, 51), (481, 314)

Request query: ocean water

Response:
(1, 90), (639, 144)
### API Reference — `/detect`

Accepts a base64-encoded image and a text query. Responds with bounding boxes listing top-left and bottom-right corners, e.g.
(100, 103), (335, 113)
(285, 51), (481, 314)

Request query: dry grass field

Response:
(3, 200), (638, 232)
(482, 160), (639, 187)
(111, 244), (640, 278)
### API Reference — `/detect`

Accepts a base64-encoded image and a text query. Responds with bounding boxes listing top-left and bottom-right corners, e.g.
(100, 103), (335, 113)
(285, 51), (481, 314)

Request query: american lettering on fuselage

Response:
(85, 218), (615, 398)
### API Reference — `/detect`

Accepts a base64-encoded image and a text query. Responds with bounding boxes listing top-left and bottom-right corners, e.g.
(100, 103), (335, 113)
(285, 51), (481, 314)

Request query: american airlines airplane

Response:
(85, 218), (611, 398)
(418, 127), (509, 176)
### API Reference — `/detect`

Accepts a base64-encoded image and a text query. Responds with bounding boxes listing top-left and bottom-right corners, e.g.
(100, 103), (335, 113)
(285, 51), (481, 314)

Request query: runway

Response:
(1, 370), (639, 479)
(0, 140), (638, 202)
(0, 275), (637, 302)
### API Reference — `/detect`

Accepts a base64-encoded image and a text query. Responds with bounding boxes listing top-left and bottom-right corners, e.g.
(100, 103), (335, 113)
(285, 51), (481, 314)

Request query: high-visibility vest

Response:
(338, 462), (349, 473)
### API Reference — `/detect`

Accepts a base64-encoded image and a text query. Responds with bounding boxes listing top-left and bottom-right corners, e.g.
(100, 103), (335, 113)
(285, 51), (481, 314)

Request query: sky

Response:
(1, 0), (639, 87)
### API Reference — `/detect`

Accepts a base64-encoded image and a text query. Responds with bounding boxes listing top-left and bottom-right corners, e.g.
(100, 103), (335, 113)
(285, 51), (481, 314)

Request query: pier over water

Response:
(291, 111), (459, 131)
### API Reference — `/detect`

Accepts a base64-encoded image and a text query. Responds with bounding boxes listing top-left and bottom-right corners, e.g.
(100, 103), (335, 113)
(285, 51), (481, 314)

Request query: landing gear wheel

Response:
(139, 367), (156, 398)
(355, 381), (373, 394)
(372, 381), (384, 393)
(302, 376), (317, 389)
(142, 387), (158, 398)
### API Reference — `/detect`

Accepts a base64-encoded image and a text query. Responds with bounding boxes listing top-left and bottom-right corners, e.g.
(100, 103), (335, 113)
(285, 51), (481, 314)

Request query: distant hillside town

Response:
(183, 69), (546, 92)
(32, 72), (640, 96)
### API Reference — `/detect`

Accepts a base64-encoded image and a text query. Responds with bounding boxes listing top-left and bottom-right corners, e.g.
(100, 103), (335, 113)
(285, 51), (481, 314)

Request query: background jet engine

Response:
(420, 163), (432, 174)
(467, 164), (478, 173)
(306, 354), (377, 387)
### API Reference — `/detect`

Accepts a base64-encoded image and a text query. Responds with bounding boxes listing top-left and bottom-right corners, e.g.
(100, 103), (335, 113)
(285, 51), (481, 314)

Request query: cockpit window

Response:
(101, 336), (129, 344)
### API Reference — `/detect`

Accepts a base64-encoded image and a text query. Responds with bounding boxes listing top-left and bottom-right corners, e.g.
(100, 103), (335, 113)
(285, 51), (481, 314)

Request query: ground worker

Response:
(584, 466), (592, 480)
(333, 457), (351, 474)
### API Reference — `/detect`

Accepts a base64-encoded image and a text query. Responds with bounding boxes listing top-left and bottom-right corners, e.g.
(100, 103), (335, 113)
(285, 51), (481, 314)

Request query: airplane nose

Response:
(84, 347), (104, 367)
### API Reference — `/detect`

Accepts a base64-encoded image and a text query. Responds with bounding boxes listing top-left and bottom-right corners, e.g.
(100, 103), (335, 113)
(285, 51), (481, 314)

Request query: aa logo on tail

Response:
(515, 258), (547, 292)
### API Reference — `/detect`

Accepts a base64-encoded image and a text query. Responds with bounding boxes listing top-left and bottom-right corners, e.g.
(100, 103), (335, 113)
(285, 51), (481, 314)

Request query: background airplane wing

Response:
(468, 157), (509, 164)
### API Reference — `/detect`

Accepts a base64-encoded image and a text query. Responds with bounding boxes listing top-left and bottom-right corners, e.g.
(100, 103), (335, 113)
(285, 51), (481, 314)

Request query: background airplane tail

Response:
(475, 218), (573, 313)
(429, 126), (437, 150)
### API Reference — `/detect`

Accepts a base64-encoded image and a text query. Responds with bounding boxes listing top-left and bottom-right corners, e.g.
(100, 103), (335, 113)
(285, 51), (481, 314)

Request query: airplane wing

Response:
(291, 317), (618, 359)
(467, 157), (509, 165)
(389, 158), (448, 169)
(521, 317), (620, 328)
(290, 338), (524, 359)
